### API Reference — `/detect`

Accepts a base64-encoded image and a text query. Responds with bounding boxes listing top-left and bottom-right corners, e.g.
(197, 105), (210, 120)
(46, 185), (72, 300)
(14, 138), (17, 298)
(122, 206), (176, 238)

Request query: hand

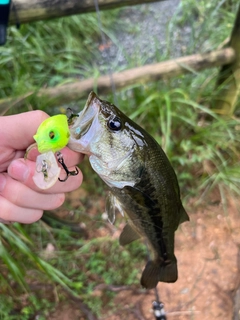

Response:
(0, 111), (84, 224)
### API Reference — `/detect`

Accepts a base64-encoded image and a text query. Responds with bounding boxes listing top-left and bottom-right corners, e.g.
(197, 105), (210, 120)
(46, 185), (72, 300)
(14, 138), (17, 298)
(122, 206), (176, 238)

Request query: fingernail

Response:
(0, 174), (6, 192)
(8, 159), (29, 182)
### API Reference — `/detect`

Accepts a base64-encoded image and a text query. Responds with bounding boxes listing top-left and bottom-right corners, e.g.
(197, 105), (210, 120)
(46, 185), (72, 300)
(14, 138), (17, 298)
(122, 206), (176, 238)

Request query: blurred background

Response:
(0, 0), (240, 319)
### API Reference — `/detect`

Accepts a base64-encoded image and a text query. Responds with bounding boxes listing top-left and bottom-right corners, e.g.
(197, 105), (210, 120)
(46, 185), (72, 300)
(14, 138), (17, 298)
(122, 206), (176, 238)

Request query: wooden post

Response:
(9, 0), (165, 25)
(0, 48), (235, 113)
(213, 3), (240, 116)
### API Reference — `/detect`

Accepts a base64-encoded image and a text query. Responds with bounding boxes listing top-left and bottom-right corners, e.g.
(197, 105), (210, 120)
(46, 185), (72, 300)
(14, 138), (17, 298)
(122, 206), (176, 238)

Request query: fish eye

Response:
(107, 117), (122, 131)
(49, 131), (55, 139)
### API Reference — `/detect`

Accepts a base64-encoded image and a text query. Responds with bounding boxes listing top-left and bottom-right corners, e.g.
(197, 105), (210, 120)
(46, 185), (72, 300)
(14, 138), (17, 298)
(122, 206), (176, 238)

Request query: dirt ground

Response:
(49, 189), (240, 320)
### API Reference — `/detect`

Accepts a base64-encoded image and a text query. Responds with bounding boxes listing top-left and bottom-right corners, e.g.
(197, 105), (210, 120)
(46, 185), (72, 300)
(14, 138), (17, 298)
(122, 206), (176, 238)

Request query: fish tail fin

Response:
(140, 258), (178, 289)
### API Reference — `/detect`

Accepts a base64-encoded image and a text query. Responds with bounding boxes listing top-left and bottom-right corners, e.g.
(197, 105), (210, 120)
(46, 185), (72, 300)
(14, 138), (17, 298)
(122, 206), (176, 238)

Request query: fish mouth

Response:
(67, 92), (101, 153)
(69, 92), (99, 136)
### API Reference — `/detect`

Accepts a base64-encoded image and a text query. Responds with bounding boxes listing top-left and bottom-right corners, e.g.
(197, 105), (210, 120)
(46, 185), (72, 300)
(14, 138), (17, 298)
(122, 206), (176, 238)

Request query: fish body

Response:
(68, 92), (189, 289)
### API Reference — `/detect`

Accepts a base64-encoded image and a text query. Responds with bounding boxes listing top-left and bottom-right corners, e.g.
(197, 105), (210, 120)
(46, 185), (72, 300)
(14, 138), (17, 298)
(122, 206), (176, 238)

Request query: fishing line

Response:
(145, 242), (167, 320)
(93, 0), (118, 105)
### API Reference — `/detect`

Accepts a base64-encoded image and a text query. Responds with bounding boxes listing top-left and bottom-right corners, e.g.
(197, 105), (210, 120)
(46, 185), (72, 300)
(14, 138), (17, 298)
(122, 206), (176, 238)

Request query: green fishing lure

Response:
(30, 114), (78, 189)
(33, 115), (70, 153)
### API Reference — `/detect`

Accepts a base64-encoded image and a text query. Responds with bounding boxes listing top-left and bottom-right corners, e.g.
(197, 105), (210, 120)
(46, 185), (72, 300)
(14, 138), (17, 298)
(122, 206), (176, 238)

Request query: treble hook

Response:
(67, 108), (79, 125)
(56, 151), (79, 182)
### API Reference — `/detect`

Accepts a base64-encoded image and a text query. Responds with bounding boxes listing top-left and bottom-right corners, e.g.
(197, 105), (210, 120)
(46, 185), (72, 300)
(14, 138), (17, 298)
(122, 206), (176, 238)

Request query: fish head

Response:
(68, 92), (146, 188)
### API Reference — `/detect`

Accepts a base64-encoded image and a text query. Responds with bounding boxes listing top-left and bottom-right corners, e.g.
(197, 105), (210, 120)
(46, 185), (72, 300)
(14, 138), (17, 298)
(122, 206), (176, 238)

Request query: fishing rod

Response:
(93, 1), (167, 319)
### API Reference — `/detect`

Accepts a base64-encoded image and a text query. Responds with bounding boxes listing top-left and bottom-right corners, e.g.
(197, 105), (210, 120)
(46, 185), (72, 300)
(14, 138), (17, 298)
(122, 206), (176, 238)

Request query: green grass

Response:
(0, 0), (240, 318)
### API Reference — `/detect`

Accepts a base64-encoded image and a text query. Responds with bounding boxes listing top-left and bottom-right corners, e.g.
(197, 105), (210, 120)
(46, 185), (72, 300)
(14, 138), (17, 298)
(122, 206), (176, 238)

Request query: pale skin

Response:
(0, 110), (84, 224)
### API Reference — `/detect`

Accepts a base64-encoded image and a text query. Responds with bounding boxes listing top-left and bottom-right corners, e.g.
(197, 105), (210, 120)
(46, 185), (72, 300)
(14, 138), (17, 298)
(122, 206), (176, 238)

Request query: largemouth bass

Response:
(67, 92), (189, 289)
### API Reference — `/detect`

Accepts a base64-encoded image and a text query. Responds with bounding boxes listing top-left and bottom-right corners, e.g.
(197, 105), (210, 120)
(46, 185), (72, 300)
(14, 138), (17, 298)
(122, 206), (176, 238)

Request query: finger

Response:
(0, 196), (43, 224)
(0, 173), (65, 210)
(0, 150), (25, 173)
(8, 158), (83, 193)
(0, 217), (11, 224)
(3, 110), (49, 150)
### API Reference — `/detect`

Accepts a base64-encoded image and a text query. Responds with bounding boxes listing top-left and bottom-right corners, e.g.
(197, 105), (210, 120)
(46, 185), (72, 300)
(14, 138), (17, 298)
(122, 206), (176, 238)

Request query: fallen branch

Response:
(9, 0), (165, 25)
(0, 48), (235, 112)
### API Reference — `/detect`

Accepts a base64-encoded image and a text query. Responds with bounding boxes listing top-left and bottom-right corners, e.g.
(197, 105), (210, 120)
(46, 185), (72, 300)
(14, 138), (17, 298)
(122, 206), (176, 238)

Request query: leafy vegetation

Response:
(0, 0), (240, 318)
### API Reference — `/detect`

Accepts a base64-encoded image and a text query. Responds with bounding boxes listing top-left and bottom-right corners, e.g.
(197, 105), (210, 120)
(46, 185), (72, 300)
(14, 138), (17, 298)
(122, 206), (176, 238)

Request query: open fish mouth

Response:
(67, 92), (102, 153)
(70, 92), (99, 137)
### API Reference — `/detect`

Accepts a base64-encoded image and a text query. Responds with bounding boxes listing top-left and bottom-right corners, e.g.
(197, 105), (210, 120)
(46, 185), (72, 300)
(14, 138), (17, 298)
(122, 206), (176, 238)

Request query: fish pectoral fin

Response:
(105, 192), (126, 224)
(179, 204), (189, 224)
(105, 192), (116, 224)
(119, 224), (141, 246)
(140, 258), (178, 289)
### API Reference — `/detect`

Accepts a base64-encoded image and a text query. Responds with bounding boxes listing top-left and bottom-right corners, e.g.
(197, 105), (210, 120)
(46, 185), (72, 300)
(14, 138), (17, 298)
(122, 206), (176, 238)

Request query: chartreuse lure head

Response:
(33, 115), (70, 153)
(28, 114), (79, 190)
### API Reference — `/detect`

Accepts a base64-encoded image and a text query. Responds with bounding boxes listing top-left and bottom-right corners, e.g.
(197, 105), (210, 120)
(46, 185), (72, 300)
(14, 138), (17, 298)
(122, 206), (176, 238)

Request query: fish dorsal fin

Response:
(105, 192), (116, 224)
(119, 224), (141, 246)
(179, 204), (189, 224)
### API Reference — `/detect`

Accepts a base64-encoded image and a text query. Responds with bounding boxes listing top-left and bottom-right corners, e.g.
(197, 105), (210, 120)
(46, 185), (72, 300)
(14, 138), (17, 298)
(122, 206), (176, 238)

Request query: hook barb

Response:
(56, 152), (79, 182)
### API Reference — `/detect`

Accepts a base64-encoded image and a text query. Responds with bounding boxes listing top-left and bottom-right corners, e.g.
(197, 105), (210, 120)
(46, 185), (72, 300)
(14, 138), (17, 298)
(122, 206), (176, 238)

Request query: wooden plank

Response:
(213, 3), (240, 116)
(0, 47), (235, 113)
(9, 0), (165, 25)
